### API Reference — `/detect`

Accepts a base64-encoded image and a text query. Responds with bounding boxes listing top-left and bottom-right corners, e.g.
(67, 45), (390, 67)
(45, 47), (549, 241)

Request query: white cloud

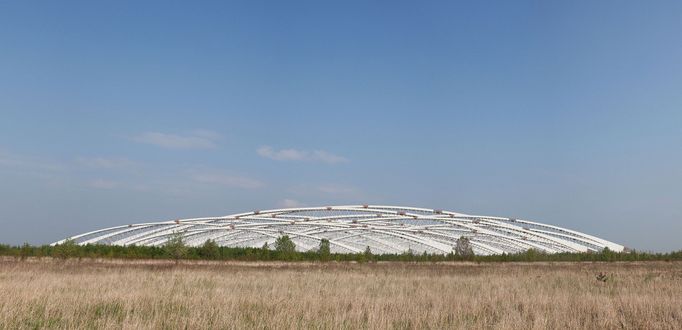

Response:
(310, 150), (348, 164)
(192, 173), (264, 189)
(86, 179), (151, 191)
(0, 151), (23, 168)
(191, 129), (222, 140)
(257, 146), (348, 164)
(0, 149), (64, 171)
(88, 179), (119, 189)
(133, 130), (221, 150)
(277, 199), (305, 208)
(77, 157), (139, 170)
(257, 146), (306, 161)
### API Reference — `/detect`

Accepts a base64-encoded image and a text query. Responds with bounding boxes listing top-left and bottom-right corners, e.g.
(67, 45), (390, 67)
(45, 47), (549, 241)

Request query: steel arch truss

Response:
(53, 205), (624, 255)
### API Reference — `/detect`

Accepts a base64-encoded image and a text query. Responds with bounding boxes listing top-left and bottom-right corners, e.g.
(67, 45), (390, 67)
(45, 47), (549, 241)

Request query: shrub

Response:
(198, 239), (220, 260)
(364, 246), (374, 263)
(275, 235), (296, 260)
(53, 239), (78, 260)
(455, 236), (474, 259)
(319, 239), (331, 262)
(19, 243), (32, 261)
(164, 231), (187, 263)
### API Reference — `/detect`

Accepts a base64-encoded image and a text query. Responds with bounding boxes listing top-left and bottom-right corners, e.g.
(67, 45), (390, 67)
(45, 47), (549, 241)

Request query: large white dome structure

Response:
(54, 205), (624, 255)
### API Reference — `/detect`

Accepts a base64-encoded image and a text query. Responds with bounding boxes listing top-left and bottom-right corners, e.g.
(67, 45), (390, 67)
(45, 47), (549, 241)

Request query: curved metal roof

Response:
(54, 205), (624, 255)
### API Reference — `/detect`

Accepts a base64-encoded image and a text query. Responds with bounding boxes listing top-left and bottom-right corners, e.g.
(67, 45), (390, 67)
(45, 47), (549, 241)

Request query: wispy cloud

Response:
(88, 179), (119, 189)
(76, 157), (139, 170)
(85, 179), (151, 191)
(0, 149), (64, 171)
(277, 199), (305, 208)
(191, 172), (264, 189)
(257, 146), (348, 164)
(133, 130), (221, 150)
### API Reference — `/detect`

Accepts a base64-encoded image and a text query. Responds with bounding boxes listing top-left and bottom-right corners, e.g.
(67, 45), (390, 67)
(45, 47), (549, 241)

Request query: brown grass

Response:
(1, 258), (681, 329)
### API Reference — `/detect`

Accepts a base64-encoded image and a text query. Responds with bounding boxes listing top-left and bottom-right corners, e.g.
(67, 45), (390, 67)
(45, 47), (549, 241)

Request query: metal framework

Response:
(54, 205), (624, 255)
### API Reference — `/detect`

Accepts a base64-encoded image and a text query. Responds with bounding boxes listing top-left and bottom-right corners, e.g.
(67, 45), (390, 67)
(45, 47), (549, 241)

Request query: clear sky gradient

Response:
(1, 1), (681, 251)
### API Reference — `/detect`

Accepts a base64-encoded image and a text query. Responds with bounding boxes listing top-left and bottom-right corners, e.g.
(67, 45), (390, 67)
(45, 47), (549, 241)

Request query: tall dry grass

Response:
(0, 258), (680, 329)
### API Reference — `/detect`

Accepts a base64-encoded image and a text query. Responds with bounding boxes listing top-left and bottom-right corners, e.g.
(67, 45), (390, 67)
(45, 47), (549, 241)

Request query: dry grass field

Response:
(0, 258), (680, 329)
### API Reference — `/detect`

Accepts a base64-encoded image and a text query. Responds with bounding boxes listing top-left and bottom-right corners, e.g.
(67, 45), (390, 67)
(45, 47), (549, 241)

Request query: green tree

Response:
(19, 242), (32, 261)
(522, 248), (545, 262)
(53, 239), (78, 260)
(198, 239), (220, 260)
(455, 236), (474, 259)
(164, 231), (187, 264)
(319, 239), (331, 262)
(274, 235), (296, 260)
(364, 246), (374, 263)
(600, 247), (614, 262)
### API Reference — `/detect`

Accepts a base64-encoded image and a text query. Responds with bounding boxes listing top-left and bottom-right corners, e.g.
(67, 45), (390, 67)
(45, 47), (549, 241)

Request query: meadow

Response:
(1, 258), (680, 329)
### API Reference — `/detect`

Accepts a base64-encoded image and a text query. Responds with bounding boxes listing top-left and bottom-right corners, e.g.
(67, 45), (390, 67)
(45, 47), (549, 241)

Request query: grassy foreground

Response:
(1, 258), (681, 329)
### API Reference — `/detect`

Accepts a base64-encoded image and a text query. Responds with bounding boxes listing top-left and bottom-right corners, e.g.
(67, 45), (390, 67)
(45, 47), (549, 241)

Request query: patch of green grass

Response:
(91, 301), (125, 321)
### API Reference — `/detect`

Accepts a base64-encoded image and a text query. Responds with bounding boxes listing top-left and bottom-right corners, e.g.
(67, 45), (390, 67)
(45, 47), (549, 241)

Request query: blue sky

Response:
(1, 1), (681, 251)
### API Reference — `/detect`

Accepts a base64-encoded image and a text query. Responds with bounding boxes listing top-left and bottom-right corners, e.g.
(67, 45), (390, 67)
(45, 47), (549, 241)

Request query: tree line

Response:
(1, 234), (680, 263)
